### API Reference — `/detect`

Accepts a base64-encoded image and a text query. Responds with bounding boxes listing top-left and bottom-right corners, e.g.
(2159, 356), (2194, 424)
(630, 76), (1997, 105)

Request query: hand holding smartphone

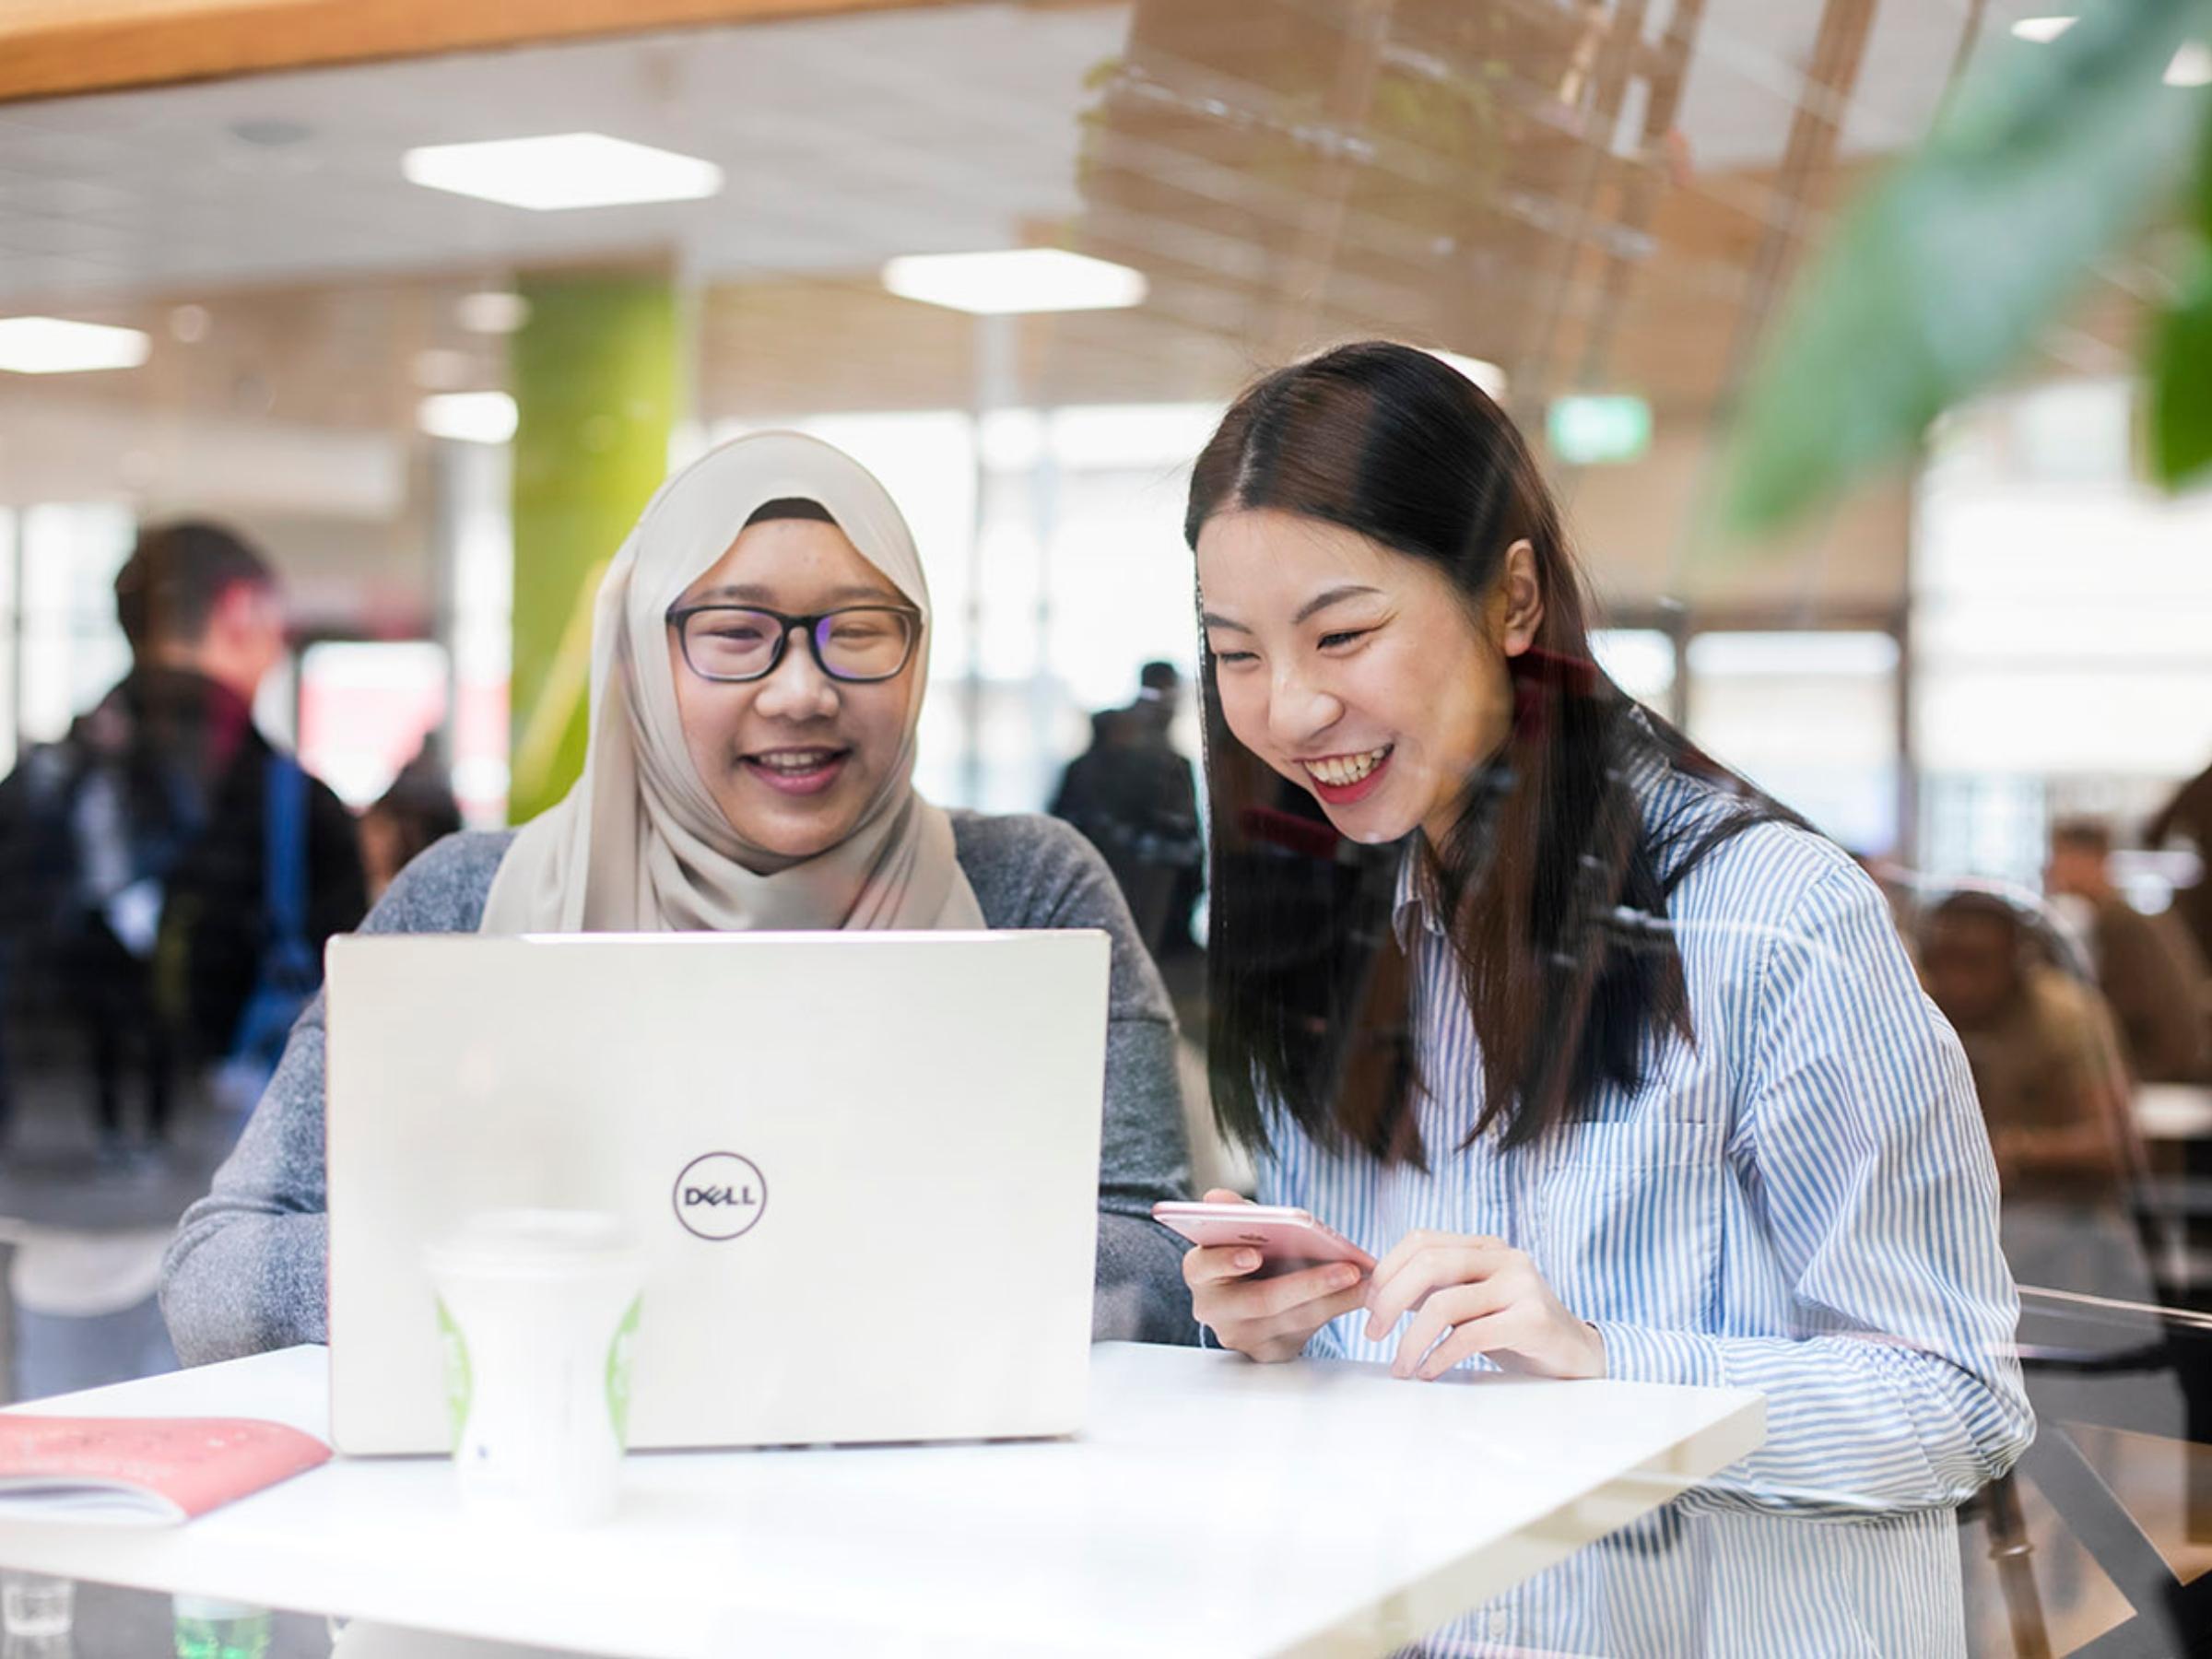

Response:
(1164, 1192), (1375, 1364)
(1152, 1200), (1376, 1280)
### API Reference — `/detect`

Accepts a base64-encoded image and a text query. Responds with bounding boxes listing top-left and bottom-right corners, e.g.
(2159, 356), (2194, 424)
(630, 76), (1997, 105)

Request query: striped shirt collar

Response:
(1391, 843), (1440, 948)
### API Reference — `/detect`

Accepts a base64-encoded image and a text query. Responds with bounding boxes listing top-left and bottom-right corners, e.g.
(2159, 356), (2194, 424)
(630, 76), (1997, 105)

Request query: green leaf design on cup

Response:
(434, 1297), (472, 1450)
(606, 1295), (641, 1447)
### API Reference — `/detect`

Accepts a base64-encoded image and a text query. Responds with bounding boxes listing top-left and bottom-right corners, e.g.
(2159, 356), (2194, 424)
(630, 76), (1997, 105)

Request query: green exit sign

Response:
(1547, 394), (1652, 465)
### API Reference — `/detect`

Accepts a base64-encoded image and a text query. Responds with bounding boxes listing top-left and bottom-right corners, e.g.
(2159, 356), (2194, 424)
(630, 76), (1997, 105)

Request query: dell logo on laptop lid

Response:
(673, 1153), (767, 1241)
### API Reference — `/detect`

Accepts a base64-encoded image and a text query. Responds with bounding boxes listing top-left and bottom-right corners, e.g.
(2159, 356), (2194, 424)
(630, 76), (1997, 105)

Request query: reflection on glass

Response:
(0, 1), (2206, 1653)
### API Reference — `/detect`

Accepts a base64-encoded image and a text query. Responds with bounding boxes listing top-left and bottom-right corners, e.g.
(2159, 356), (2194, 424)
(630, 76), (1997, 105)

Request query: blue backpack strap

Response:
(263, 752), (310, 966)
(217, 751), (317, 1105)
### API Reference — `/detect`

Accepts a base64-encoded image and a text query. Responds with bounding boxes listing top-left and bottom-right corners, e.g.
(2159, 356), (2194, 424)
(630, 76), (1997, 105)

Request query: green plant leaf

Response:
(2197, 79), (2212, 236)
(2151, 257), (2212, 488)
(2147, 55), (2212, 490)
(1716, 0), (2212, 539)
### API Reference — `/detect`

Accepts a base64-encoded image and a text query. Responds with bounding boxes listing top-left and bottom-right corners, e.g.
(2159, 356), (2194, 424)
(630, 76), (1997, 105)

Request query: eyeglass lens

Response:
(681, 608), (913, 682)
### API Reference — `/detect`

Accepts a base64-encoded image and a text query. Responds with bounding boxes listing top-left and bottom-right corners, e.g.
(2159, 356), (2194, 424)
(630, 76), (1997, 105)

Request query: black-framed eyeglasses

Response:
(665, 604), (922, 684)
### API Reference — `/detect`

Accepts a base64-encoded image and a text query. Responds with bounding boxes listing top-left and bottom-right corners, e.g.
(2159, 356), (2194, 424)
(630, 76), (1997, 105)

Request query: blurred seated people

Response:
(2147, 759), (2212, 978)
(2046, 817), (2211, 1084)
(359, 747), (464, 904)
(1049, 661), (1204, 964)
(160, 434), (1193, 1367)
(0, 522), (366, 1159)
(1922, 889), (2147, 1299)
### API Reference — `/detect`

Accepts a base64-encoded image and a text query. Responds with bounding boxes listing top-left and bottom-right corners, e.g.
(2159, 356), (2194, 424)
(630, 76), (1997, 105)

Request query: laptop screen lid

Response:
(324, 929), (1108, 1454)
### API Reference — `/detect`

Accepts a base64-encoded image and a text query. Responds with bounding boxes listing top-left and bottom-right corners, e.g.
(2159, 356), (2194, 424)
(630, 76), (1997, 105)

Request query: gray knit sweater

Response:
(159, 811), (1196, 1365)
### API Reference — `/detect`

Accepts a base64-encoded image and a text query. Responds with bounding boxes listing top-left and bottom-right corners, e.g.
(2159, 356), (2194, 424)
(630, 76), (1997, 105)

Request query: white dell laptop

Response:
(323, 929), (1109, 1455)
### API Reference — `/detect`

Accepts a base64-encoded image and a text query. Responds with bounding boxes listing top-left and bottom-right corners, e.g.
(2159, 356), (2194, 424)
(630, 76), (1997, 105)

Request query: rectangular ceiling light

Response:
(402, 134), (722, 211)
(1429, 350), (1510, 401)
(0, 316), (150, 374)
(881, 250), (1147, 314)
(419, 392), (518, 444)
(2010, 17), (2077, 42)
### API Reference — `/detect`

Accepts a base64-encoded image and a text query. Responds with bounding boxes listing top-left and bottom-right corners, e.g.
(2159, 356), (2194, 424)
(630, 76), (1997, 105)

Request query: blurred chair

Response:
(1976, 1287), (2212, 1656)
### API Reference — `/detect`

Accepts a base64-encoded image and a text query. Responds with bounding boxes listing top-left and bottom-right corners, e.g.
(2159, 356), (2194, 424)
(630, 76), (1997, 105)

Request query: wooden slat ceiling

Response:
(0, 1), (2166, 448)
(0, 0), (935, 104)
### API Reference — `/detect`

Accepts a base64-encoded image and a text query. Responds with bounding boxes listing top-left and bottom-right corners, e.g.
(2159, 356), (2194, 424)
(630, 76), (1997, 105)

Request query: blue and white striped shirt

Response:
(1253, 746), (2031, 1656)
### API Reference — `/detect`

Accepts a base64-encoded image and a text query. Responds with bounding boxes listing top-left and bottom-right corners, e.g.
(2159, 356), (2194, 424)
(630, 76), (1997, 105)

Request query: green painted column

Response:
(507, 271), (678, 824)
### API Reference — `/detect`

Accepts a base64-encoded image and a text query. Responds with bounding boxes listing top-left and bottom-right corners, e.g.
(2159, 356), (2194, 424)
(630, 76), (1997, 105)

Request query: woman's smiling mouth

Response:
(1299, 744), (1394, 804)
(741, 747), (851, 796)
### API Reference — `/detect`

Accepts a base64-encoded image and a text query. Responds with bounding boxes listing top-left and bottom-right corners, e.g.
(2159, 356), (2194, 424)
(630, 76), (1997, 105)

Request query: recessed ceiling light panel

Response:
(419, 392), (518, 444)
(1430, 350), (1510, 400)
(0, 316), (151, 374)
(880, 250), (1147, 315)
(401, 134), (723, 211)
(2010, 17), (2077, 43)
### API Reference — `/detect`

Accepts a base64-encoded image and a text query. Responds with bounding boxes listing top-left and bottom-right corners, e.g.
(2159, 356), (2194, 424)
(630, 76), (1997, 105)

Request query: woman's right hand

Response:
(1181, 1189), (1370, 1362)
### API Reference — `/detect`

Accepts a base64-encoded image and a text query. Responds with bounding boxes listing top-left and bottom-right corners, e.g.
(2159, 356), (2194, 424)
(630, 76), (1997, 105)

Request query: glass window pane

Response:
(1687, 630), (1900, 852)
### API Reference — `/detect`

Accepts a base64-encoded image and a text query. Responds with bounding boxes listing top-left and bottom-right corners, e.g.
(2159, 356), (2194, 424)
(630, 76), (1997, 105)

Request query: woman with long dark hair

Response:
(1181, 343), (2029, 1651)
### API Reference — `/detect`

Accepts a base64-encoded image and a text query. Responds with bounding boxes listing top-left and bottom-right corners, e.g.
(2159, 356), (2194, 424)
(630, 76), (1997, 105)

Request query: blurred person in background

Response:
(2148, 759), (2212, 978)
(2045, 817), (2210, 1084)
(0, 522), (365, 1162)
(1053, 665), (1226, 1199)
(1049, 661), (1205, 970)
(359, 745), (463, 905)
(0, 523), (366, 1405)
(1921, 889), (2147, 1300)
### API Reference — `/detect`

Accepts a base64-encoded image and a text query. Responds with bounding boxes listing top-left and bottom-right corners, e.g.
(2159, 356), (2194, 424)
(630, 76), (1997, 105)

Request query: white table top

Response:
(2136, 1082), (2212, 1143)
(0, 1342), (1763, 1658)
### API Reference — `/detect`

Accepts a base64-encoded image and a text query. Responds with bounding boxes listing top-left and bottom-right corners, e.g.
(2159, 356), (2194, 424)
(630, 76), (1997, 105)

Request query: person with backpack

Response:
(0, 521), (367, 1160)
(1049, 663), (1206, 966)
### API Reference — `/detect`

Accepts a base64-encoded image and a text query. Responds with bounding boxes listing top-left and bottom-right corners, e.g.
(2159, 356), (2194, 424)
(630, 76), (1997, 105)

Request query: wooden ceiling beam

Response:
(0, 0), (956, 105)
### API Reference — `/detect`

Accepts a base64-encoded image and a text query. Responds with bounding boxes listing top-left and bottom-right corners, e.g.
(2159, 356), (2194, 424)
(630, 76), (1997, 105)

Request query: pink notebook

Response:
(0, 1416), (331, 1525)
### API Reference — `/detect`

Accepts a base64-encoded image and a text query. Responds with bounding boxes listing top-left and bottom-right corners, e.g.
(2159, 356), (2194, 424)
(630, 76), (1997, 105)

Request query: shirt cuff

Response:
(1590, 1322), (1725, 1389)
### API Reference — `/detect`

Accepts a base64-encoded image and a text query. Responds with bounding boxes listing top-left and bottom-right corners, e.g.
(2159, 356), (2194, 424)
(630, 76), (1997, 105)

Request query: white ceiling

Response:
(0, 3), (1128, 308)
(0, 0), (2089, 314)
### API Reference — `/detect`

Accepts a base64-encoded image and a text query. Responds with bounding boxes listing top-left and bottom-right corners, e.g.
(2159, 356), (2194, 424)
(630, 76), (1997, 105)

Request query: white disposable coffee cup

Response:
(423, 1209), (644, 1527)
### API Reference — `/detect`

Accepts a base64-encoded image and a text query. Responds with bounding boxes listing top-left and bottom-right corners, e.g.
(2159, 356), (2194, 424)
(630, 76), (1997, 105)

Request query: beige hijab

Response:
(478, 430), (983, 935)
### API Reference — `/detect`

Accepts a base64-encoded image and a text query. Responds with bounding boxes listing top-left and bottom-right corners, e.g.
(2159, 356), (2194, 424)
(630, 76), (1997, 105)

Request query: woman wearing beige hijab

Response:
(162, 432), (1196, 1363)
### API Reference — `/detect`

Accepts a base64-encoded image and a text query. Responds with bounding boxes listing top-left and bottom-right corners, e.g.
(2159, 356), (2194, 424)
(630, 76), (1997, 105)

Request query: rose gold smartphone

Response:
(1151, 1201), (1376, 1279)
